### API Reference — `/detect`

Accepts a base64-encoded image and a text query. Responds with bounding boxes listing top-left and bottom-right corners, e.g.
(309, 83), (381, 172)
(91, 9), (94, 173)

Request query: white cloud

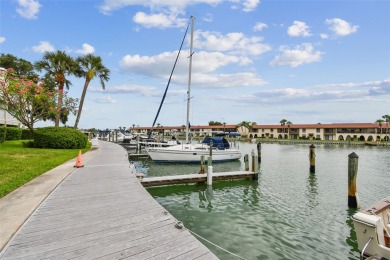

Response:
(253, 22), (267, 32)
(133, 12), (187, 28)
(99, 0), (223, 15)
(0, 37), (6, 43)
(320, 33), (328, 39)
(16, 0), (41, 19)
(75, 43), (95, 55)
(318, 78), (390, 96)
(242, 0), (260, 12)
(99, 0), (257, 17)
(194, 30), (271, 56)
(191, 72), (267, 88)
(287, 21), (311, 37)
(326, 18), (358, 36)
(270, 43), (322, 67)
(90, 85), (161, 97)
(93, 95), (117, 104)
(32, 41), (55, 53)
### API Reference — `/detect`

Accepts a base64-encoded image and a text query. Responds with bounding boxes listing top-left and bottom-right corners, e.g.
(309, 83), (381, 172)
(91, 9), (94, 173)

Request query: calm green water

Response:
(130, 143), (390, 259)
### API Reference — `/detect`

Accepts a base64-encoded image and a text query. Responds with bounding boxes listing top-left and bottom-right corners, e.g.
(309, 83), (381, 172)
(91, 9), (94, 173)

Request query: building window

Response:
(271, 128), (274, 132)
(302, 129), (306, 133)
(316, 128), (320, 133)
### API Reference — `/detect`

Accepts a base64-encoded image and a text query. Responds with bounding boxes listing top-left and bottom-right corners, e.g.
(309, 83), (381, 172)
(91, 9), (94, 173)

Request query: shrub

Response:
(0, 127), (5, 143)
(5, 127), (22, 140)
(21, 129), (35, 140)
(34, 127), (88, 149)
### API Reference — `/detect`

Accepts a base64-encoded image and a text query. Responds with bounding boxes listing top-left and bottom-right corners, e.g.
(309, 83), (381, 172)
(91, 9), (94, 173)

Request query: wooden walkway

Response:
(141, 171), (256, 187)
(0, 141), (218, 260)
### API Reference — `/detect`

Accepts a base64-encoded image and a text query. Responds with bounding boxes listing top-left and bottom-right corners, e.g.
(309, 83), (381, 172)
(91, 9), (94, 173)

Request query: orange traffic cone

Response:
(74, 150), (84, 168)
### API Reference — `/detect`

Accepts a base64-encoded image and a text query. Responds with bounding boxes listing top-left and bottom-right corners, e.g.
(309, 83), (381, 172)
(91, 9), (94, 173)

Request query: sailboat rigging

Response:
(145, 16), (242, 163)
(148, 19), (191, 139)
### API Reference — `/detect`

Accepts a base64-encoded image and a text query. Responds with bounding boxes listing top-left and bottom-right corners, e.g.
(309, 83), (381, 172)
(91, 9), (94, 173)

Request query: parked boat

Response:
(352, 196), (390, 259)
(147, 137), (241, 162)
(146, 16), (241, 163)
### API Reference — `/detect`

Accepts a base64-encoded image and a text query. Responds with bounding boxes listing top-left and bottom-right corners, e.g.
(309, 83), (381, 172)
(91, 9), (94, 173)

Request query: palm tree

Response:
(376, 119), (384, 142)
(74, 54), (110, 129)
(280, 119), (287, 138)
(382, 115), (390, 142)
(35, 51), (77, 127)
(286, 121), (292, 139)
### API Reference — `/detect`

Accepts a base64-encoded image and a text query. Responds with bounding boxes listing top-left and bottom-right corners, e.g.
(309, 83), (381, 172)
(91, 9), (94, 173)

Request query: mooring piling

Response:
(309, 144), (316, 173)
(257, 142), (262, 163)
(207, 166), (213, 186)
(244, 154), (249, 171)
(251, 150), (259, 180)
(200, 155), (205, 174)
(348, 152), (359, 208)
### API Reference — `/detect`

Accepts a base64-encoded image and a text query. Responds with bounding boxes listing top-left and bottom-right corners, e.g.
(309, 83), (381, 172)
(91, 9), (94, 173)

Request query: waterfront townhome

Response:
(129, 123), (389, 142)
(251, 123), (388, 142)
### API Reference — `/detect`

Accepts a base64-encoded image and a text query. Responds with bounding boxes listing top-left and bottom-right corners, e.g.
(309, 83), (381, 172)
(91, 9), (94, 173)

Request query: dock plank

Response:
(0, 141), (218, 260)
(141, 171), (256, 187)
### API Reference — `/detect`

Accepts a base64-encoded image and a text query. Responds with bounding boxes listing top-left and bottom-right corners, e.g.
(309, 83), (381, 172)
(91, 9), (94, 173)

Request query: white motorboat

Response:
(145, 16), (241, 163)
(352, 196), (390, 259)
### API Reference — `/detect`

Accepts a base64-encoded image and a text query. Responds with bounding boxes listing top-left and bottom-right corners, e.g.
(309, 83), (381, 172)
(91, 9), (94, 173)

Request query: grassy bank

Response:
(0, 140), (91, 198)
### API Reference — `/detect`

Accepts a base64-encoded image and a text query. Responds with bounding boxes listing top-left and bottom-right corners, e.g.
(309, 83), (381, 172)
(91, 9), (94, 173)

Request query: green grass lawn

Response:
(0, 140), (91, 198)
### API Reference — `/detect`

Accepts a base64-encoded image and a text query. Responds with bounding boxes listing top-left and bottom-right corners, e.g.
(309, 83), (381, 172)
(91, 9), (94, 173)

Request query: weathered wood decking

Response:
(141, 171), (256, 187)
(0, 141), (218, 260)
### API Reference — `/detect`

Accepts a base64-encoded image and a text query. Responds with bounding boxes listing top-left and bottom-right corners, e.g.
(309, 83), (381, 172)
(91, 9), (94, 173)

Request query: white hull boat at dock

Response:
(146, 143), (241, 163)
(352, 196), (390, 259)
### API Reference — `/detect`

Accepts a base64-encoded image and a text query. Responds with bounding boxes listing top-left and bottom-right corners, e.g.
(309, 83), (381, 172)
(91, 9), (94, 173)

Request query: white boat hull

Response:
(352, 196), (390, 259)
(146, 144), (241, 162)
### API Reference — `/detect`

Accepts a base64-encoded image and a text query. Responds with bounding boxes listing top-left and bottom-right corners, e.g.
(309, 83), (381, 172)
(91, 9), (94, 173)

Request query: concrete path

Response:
(0, 141), (217, 259)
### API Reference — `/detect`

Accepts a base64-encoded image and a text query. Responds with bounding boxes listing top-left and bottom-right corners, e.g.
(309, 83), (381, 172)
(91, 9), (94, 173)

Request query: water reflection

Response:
(138, 142), (390, 260)
(306, 173), (318, 209)
(346, 208), (360, 259)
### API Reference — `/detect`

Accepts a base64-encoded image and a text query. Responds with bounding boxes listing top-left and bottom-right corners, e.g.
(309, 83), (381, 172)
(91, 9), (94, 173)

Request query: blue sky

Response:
(0, 0), (389, 130)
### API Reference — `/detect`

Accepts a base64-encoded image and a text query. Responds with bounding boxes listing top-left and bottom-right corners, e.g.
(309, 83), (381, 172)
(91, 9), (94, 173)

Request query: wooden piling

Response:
(251, 151), (259, 180)
(208, 156), (212, 167)
(257, 142), (262, 163)
(348, 152), (359, 208)
(209, 140), (213, 157)
(200, 155), (205, 174)
(207, 166), (213, 186)
(244, 154), (249, 171)
(309, 144), (315, 173)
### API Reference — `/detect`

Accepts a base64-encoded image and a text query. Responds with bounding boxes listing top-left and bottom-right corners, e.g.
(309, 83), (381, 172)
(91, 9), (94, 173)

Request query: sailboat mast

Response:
(186, 16), (194, 143)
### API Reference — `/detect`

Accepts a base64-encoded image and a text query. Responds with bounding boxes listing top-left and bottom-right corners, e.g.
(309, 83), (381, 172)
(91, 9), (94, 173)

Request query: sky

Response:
(0, 0), (389, 130)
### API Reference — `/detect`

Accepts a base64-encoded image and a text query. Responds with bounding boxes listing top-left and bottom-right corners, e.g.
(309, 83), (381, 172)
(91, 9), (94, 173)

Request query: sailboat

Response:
(146, 17), (242, 163)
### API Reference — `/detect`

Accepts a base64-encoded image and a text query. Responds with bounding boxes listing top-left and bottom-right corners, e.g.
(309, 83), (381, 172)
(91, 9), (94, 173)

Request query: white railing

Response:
(0, 109), (20, 126)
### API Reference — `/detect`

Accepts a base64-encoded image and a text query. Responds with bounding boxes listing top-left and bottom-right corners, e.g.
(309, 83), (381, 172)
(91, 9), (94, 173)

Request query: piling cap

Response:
(348, 152), (359, 158)
(310, 144), (315, 148)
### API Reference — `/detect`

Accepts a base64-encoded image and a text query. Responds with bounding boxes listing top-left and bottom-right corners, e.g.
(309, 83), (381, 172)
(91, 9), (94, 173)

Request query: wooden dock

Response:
(0, 141), (218, 260)
(141, 171), (257, 187)
(128, 153), (150, 160)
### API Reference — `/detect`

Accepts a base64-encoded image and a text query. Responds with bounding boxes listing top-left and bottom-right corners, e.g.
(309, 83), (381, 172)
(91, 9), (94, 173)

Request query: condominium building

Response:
(129, 123), (389, 142)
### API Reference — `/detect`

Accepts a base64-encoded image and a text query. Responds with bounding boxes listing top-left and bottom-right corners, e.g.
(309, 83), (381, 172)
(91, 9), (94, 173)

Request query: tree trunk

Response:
(55, 84), (64, 127)
(74, 79), (90, 129)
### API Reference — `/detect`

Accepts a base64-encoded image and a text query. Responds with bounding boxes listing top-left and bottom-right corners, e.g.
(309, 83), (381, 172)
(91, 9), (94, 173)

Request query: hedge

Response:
(0, 127), (5, 143)
(21, 129), (34, 140)
(33, 127), (88, 149)
(5, 127), (22, 141)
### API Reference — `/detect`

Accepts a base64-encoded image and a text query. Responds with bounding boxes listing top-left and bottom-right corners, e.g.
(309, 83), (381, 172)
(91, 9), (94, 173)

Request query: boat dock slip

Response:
(141, 171), (256, 187)
(0, 141), (218, 259)
(128, 153), (150, 160)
